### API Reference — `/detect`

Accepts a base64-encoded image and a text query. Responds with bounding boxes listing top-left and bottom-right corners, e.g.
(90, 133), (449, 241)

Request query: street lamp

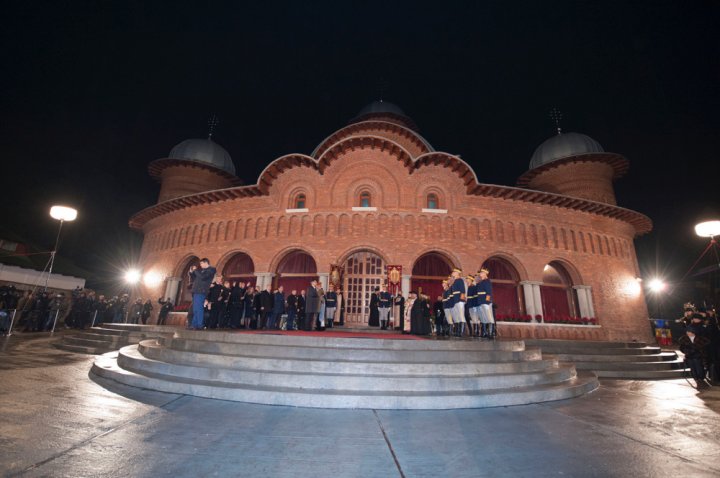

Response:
(46, 205), (78, 291)
(694, 220), (720, 239)
(648, 278), (667, 294)
(124, 269), (141, 285)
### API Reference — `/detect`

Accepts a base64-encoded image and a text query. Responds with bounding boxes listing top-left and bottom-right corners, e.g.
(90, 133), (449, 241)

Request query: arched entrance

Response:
(541, 261), (580, 319)
(411, 252), (454, 301)
(222, 252), (255, 286)
(343, 250), (386, 325)
(274, 250), (318, 293)
(481, 257), (522, 317)
(177, 256), (199, 306)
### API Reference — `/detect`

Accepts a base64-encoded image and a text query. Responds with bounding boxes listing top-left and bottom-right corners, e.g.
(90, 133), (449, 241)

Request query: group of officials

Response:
(187, 258), (496, 339)
(187, 258), (338, 331)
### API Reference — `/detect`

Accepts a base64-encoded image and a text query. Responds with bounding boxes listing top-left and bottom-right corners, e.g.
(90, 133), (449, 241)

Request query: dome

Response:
(350, 100), (418, 131)
(356, 100), (407, 118)
(168, 138), (236, 175)
(529, 132), (604, 170)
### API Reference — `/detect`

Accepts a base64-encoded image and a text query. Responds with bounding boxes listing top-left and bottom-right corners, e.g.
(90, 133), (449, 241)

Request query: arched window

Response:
(295, 193), (306, 209)
(359, 191), (371, 208)
(480, 258), (521, 317)
(540, 262), (579, 319)
(427, 193), (439, 209)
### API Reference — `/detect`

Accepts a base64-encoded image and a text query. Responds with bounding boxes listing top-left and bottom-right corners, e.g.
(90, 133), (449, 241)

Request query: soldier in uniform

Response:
(378, 284), (392, 330)
(466, 274), (480, 338)
(325, 284), (338, 328)
(441, 279), (453, 337)
(477, 268), (496, 339)
(450, 268), (467, 337)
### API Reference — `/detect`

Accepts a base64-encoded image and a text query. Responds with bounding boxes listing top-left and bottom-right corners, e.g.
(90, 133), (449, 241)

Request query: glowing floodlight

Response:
(143, 271), (163, 287)
(50, 205), (78, 222)
(648, 278), (666, 293)
(124, 269), (141, 285)
(695, 220), (720, 238)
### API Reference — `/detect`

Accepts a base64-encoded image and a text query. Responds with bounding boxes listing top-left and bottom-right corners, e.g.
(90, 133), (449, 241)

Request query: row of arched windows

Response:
(292, 192), (440, 209)
(175, 250), (582, 320)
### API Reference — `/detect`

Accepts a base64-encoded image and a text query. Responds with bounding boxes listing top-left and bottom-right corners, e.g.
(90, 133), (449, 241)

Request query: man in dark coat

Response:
(297, 289), (306, 330)
(158, 297), (174, 325)
(304, 281), (320, 331)
(679, 325), (711, 389)
(286, 289), (298, 331)
(189, 258), (217, 330)
(258, 284), (273, 329)
(267, 285), (285, 330)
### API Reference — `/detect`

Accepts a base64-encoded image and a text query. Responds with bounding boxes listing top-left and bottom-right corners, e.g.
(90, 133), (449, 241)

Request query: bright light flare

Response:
(50, 205), (78, 222)
(124, 269), (141, 284)
(143, 271), (163, 287)
(648, 278), (667, 293)
(622, 278), (642, 297)
(695, 220), (720, 238)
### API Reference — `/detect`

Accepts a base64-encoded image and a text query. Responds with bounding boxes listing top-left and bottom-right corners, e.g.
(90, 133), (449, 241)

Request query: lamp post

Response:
(47, 205), (77, 333)
(694, 220), (720, 305)
(46, 206), (78, 289)
(647, 278), (667, 319)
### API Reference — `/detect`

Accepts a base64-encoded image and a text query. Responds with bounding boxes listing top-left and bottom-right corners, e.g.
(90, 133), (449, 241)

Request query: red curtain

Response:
(411, 279), (444, 301)
(277, 276), (318, 294)
(493, 284), (520, 316)
(412, 253), (452, 276)
(277, 251), (317, 274)
(540, 286), (571, 318)
(223, 253), (255, 277)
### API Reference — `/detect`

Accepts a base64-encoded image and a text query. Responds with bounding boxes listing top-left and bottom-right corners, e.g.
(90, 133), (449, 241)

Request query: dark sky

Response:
(2, 1), (719, 301)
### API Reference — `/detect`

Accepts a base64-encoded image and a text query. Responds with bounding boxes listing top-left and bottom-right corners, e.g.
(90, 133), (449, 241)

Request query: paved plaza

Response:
(1, 331), (719, 478)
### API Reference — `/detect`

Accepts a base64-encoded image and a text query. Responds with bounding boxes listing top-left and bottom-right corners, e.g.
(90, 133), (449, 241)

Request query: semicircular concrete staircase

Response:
(523, 339), (688, 379)
(91, 330), (599, 410)
(55, 324), (177, 355)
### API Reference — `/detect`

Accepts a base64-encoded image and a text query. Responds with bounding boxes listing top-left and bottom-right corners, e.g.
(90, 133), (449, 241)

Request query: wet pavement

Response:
(1, 331), (719, 477)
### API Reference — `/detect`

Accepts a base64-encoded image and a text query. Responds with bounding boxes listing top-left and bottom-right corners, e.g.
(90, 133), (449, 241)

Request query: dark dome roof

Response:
(168, 138), (235, 175)
(529, 132), (604, 169)
(356, 100), (407, 117)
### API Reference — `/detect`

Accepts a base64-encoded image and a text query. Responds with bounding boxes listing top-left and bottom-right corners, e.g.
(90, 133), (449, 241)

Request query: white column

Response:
(585, 287), (595, 317)
(164, 277), (181, 303)
(574, 285), (590, 318)
(318, 273), (329, 290)
(520, 281), (537, 317)
(532, 283), (543, 322)
(401, 274), (411, 298)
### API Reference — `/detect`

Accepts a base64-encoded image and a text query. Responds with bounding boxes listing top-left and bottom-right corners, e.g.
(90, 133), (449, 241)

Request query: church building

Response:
(131, 101), (653, 342)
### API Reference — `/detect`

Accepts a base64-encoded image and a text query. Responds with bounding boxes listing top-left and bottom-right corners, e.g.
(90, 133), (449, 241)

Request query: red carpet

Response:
(227, 329), (428, 340)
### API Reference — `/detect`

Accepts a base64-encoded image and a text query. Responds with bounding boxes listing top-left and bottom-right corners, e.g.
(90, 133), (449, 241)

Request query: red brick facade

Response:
(131, 107), (654, 342)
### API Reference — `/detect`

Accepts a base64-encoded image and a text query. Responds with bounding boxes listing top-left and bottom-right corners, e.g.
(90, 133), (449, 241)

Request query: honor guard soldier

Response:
(450, 268), (467, 337)
(325, 285), (338, 328)
(477, 268), (496, 339)
(378, 284), (392, 330)
(441, 279), (453, 337)
(466, 274), (480, 337)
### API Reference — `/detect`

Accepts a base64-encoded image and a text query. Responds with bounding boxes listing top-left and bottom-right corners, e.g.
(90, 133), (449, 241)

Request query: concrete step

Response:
(530, 345), (661, 356)
(170, 329), (527, 351)
(54, 343), (115, 355)
(92, 351), (598, 410)
(525, 339), (649, 349)
(117, 345), (577, 393)
(595, 368), (691, 379)
(163, 337), (541, 363)
(551, 352), (678, 363)
(102, 324), (179, 333)
(138, 340), (557, 375)
(572, 359), (685, 372)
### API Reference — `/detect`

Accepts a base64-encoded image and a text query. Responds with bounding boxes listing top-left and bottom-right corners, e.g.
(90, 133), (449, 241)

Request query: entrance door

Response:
(343, 251), (385, 325)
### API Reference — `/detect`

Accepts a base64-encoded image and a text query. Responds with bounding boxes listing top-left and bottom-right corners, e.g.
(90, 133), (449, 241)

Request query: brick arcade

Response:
(130, 100), (653, 342)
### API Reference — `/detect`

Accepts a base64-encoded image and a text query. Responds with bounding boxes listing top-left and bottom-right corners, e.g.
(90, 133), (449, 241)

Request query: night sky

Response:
(2, 1), (719, 305)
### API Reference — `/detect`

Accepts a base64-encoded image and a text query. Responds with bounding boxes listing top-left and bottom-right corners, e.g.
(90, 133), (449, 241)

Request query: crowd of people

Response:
(676, 303), (719, 389)
(184, 258), (497, 339)
(0, 284), (176, 334)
